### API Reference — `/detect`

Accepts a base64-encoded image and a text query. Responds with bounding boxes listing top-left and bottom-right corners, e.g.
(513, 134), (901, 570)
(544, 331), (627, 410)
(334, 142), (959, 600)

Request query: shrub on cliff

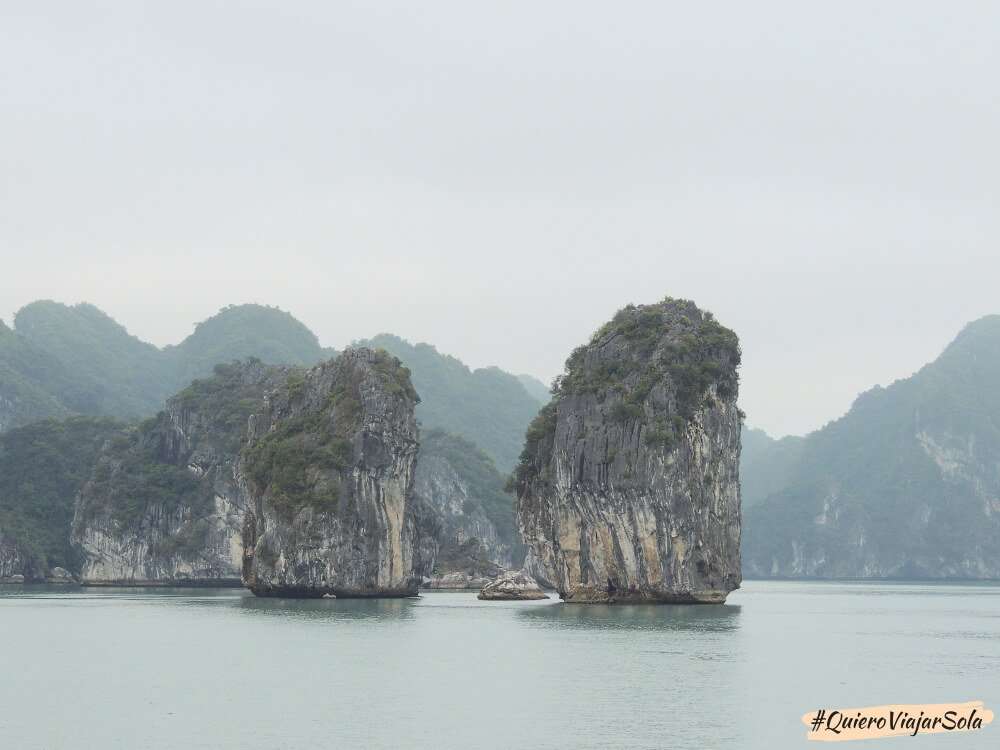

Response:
(243, 349), (416, 520)
(514, 297), (741, 492)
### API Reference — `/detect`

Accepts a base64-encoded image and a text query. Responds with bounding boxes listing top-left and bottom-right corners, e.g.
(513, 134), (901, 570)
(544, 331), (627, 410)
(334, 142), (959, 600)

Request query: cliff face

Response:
(0, 533), (27, 581)
(72, 361), (288, 585)
(240, 348), (431, 597)
(743, 316), (1000, 580)
(415, 428), (520, 583)
(515, 298), (742, 603)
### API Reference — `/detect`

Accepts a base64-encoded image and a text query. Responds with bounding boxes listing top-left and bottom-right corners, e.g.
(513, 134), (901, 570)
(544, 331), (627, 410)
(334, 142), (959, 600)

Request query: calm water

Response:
(2, 581), (998, 749)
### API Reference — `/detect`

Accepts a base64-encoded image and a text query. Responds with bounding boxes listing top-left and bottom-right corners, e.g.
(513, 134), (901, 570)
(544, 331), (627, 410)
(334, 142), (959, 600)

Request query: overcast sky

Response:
(2, 2), (997, 437)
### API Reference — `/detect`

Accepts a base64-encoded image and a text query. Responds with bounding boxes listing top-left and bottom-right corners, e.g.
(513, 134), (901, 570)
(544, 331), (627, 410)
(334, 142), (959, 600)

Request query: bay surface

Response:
(1, 581), (998, 749)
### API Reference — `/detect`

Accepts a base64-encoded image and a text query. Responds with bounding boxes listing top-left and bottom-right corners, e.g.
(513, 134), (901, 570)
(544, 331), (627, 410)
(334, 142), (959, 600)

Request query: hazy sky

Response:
(2, 2), (997, 437)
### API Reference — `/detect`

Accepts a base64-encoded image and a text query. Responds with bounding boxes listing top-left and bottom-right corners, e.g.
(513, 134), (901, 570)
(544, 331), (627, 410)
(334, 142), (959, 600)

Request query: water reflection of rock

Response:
(516, 602), (741, 632)
(236, 594), (417, 623)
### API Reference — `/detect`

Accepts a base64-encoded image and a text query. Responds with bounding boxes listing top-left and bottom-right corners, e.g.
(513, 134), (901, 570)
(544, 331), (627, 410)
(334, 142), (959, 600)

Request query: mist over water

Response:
(2, 582), (997, 749)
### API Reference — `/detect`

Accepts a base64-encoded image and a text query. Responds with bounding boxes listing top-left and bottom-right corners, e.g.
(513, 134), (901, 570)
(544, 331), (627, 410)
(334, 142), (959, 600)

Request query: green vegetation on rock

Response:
(244, 404), (352, 519)
(244, 350), (416, 519)
(554, 298), (741, 412)
(77, 360), (286, 528)
(514, 297), (741, 491)
(84, 419), (215, 525)
(174, 360), (278, 453)
(509, 401), (557, 491)
(0, 417), (124, 575)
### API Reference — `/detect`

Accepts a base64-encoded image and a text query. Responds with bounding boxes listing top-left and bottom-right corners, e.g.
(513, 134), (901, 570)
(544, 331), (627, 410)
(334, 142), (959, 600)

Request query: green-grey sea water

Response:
(1, 581), (998, 749)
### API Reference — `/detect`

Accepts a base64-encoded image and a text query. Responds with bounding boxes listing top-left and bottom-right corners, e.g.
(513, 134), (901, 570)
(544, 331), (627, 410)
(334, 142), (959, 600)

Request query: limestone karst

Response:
(514, 298), (742, 603)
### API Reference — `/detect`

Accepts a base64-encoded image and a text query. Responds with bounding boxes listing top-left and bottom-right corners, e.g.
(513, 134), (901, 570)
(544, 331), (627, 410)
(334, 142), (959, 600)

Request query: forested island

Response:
(2, 299), (999, 590)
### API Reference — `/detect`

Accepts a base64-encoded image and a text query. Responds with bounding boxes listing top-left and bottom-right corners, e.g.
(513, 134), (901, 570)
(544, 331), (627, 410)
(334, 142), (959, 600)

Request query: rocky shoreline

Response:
(79, 578), (243, 587)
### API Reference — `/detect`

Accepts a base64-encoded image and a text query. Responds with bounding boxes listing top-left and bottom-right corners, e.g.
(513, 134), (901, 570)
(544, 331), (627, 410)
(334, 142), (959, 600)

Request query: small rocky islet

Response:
(2, 297), (744, 604)
(477, 570), (548, 600)
(514, 298), (742, 604)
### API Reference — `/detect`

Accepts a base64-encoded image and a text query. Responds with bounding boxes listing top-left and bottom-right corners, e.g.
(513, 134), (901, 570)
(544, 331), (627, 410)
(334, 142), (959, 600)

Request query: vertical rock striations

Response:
(0, 532), (27, 582)
(72, 360), (288, 585)
(240, 348), (430, 597)
(514, 298), (742, 603)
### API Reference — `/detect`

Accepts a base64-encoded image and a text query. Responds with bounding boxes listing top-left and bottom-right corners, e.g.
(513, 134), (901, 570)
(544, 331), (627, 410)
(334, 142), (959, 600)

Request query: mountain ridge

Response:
(0, 304), (542, 476)
(743, 314), (1000, 579)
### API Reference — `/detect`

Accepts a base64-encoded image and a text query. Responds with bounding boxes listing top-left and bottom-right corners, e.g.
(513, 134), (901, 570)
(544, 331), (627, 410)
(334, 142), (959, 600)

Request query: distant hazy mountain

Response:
(0, 301), (541, 477)
(11, 301), (170, 420)
(0, 319), (74, 432)
(744, 315), (1000, 579)
(163, 304), (335, 388)
(0, 302), (334, 431)
(740, 427), (805, 508)
(516, 373), (551, 404)
(358, 334), (543, 473)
